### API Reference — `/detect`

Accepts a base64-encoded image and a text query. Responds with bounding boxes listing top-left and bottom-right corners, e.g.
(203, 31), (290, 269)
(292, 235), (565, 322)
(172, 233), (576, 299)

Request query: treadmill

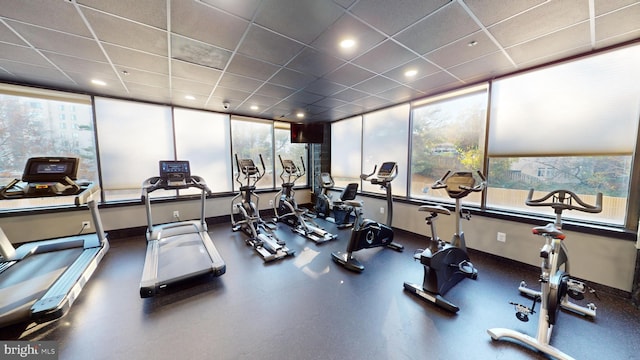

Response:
(139, 160), (226, 298)
(0, 157), (109, 327)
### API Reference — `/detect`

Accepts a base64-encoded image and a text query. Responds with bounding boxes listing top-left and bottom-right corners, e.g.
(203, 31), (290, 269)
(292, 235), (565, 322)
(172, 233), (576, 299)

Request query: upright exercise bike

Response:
(273, 155), (337, 244)
(488, 189), (602, 360)
(331, 162), (404, 272)
(231, 154), (294, 262)
(403, 170), (485, 313)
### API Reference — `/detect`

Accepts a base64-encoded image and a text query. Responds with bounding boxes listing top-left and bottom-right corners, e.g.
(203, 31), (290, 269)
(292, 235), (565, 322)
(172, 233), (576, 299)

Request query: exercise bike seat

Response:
(344, 200), (363, 208)
(418, 204), (451, 216)
(532, 223), (565, 240)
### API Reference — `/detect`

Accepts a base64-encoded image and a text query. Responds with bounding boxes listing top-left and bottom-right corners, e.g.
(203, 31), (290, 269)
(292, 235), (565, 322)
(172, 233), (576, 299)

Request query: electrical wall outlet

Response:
(497, 232), (506, 242)
(173, 210), (180, 219)
(269, 199), (274, 206)
(82, 221), (90, 230)
(380, 207), (385, 214)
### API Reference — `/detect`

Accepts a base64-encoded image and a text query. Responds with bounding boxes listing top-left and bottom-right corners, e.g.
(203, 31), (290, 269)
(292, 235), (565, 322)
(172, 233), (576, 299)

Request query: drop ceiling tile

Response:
(349, 95), (391, 109)
(124, 82), (171, 103)
(0, 22), (27, 46)
(446, 51), (515, 84)
(269, 68), (317, 89)
(350, 0), (448, 36)
(171, 77), (214, 96)
(352, 75), (399, 95)
(331, 88), (369, 102)
(426, 31), (501, 69)
(218, 73), (262, 93)
(0, 43), (51, 67)
(394, 2), (480, 55)
(313, 97), (348, 108)
(103, 44), (169, 75)
(286, 91), (324, 105)
(243, 93), (281, 108)
(377, 85), (424, 103)
(0, 60), (71, 85)
(407, 71), (462, 96)
(7, 21), (105, 62)
(171, 92), (207, 109)
(323, 63), (375, 87)
(171, 35), (231, 71)
(595, 0), (639, 15)
(254, 83), (296, 99)
(83, 8), (168, 56)
(506, 23), (591, 66)
(311, 13), (386, 61)
(287, 48), (345, 77)
(237, 25), (305, 66)
(44, 52), (114, 76)
(171, 0), (248, 51)
(382, 57), (440, 84)
(171, 59), (222, 84)
(212, 85), (252, 102)
(352, 40), (416, 74)
(78, 0), (167, 29)
(254, 0), (344, 43)
(303, 79), (347, 96)
(1, 0), (92, 36)
(464, 0), (547, 27)
(488, 0), (590, 48)
(226, 54), (280, 81)
(595, 3), (640, 42)
(199, 0), (262, 21)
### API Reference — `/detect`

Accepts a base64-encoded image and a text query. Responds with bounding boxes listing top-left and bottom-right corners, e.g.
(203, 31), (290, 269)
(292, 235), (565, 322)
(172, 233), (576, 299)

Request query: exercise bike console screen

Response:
(377, 162), (397, 179)
(238, 159), (258, 175)
(159, 160), (190, 187)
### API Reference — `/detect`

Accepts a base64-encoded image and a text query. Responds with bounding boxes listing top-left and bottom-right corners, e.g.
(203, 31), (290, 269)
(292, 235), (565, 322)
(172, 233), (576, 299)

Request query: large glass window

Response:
(361, 104), (410, 196)
(174, 108), (232, 194)
(486, 44), (640, 224)
(95, 98), (174, 201)
(230, 117), (274, 190)
(0, 84), (96, 209)
(330, 116), (362, 188)
(410, 88), (487, 205)
(274, 122), (308, 188)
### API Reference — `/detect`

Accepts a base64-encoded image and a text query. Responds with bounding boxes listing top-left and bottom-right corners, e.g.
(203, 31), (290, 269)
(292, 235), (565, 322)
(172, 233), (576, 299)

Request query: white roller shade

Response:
(488, 44), (640, 157)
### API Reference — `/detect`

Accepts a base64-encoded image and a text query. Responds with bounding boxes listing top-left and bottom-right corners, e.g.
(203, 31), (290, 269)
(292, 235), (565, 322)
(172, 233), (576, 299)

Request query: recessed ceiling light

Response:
(184, 95), (196, 100)
(296, 112), (305, 119)
(250, 105), (259, 110)
(339, 39), (356, 49)
(91, 79), (106, 86)
(404, 69), (418, 77)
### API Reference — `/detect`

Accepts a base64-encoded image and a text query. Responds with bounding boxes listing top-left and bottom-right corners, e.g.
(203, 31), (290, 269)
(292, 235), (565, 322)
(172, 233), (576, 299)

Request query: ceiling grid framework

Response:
(0, 0), (638, 122)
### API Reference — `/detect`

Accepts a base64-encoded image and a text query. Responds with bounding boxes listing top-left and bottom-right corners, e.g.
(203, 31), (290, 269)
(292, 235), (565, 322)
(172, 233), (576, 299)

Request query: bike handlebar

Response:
(432, 170), (486, 192)
(525, 189), (603, 214)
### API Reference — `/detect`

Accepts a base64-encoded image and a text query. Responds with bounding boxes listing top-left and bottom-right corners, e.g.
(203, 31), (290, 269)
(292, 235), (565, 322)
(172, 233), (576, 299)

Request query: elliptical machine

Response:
(331, 162), (404, 272)
(231, 154), (294, 262)
(314, 172), (359, 229)
(273, 155), (337, 244)
(403, 170), (485, 313)
(488, 189), (602, 360)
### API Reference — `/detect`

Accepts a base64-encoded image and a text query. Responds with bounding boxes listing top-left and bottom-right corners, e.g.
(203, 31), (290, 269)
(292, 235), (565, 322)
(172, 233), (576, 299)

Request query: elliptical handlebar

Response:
(278, 155), (305, 185)
(525, 189), (603, 214)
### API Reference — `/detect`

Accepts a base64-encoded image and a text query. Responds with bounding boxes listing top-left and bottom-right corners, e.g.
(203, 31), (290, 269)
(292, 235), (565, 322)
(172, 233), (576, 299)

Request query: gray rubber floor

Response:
(1, 219), (638, 360)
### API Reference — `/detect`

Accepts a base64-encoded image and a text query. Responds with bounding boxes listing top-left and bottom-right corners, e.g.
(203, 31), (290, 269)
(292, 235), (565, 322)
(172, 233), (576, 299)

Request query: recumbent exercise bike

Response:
(487, 189), (601, 360)
(313, 172), (359, 229)
(403, 170), (485, 313)
(331, 162), (404, 272)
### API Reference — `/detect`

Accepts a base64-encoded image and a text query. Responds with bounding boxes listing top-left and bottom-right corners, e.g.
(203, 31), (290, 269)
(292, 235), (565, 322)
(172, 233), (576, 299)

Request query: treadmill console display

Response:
(159, 160), (191, 186)
(22, 157), (80, 182)
(377, 162), (397, 179)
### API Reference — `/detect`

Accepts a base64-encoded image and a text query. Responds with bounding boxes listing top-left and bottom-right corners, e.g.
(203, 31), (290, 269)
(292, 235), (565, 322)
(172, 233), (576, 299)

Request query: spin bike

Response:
(231, 154), (294, 262)
(314, 172), (359, 229)
(488, 189), (602, 360)
(331, 162), (403, 272)
(403, 170), (485, 313)
(273, 155), (337, 244)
